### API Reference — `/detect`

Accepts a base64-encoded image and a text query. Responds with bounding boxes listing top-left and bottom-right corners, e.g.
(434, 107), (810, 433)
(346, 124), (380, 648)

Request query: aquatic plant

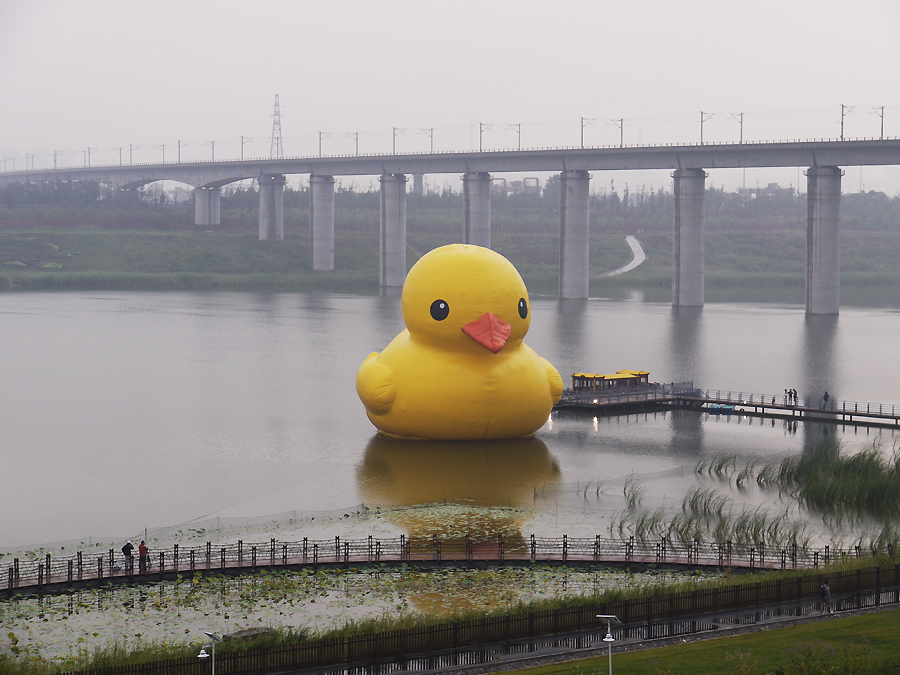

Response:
(768, 440), (900, 518)
(667, 513), (704, 546)
(734, 461), (756, 490)
(633, 508), (667, 542)
(623, 476), (645, 509)
(613, 496), (811, 550)
(681, 486), (729, 520)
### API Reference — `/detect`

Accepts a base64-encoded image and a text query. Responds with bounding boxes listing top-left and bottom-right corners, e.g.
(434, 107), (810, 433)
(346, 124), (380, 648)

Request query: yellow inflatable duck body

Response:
(356, 244), (563, 440)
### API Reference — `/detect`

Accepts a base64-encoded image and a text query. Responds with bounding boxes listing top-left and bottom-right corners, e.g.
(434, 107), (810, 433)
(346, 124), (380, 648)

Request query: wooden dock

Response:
(555, 383), (900, 429)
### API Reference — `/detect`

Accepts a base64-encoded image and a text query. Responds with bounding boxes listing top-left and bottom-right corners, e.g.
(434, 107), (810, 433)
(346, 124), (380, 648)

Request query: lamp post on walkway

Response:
(596, 614), (620, 675)
(198, 631), (221, 675)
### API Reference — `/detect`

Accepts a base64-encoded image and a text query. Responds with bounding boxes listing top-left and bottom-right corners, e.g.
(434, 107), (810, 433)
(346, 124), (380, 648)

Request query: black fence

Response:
(36, 560), (900, 675)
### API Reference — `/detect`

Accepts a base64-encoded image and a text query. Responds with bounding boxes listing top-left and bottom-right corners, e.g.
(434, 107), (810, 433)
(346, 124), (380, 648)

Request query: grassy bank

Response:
(1, 229), (900, 294)
(520, 609), (900, 675)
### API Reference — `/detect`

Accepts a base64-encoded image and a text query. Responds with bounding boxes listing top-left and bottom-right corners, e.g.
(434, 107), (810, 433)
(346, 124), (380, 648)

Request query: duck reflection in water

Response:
(356, 434), (560, 556)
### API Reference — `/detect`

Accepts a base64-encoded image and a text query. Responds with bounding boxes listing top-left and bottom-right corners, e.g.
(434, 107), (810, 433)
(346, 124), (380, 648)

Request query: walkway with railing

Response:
(3, 533), (891, 597)
(683, 389), (900, 427)
(556, 383), (900, 428)
(555, 381), (697, 410)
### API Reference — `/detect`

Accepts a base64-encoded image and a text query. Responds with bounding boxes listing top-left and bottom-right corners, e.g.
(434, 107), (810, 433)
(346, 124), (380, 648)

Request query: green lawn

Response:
(517, 609), (900, 675)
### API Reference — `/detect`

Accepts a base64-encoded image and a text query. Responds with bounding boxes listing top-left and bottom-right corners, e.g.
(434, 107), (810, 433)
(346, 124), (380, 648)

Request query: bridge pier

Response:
(672, 168), (706, 307)
(463, 172), (491, 248)
(310, 175), (335, 271)
(412, 174), (424, 195)
(380, 173), (407, 287)
(806, 166), (842, 315)
(258, 174), (286, 241)
(559, 170), (591, 299)
(193, 187), (221, 230)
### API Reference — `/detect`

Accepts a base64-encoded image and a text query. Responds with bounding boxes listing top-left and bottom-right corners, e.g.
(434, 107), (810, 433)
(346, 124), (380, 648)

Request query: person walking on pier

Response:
(823, 391), (830, 409)
(820, 580), (832, 613)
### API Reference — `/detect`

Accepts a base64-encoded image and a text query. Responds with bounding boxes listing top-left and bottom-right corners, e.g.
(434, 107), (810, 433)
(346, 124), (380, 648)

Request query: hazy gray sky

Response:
(2, 0), (898, 192)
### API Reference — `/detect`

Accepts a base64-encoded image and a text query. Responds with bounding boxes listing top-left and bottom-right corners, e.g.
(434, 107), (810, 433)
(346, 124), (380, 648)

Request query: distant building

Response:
(170, 186), (192, 203)
(737, 182), (794, 199)
(491, 176), (541, 195)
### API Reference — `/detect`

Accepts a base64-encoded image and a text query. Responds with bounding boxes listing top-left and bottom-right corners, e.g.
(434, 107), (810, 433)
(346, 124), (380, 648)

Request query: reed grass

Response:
(623, 476), (645, 510)
(682, 486), (729, 519)
(702, 440), (900, 523)
(613, 489), (810, 549)
(0, 627), (309, 675)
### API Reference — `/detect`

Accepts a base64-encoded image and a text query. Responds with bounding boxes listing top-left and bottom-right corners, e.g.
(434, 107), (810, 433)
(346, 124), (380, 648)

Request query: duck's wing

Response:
(542, 358), (564, 404)
(355, 352), (396, 416)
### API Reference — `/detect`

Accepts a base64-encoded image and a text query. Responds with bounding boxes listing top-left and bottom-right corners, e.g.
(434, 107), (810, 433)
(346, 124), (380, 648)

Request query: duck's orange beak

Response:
(461, 312), (511, 353)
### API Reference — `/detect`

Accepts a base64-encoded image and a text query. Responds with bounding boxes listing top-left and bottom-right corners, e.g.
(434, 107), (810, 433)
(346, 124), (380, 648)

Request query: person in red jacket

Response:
(138, 540), (149, 573)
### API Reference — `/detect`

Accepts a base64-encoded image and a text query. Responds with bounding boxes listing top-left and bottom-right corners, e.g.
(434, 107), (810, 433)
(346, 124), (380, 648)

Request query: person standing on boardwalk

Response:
(820, 580), (832, 613)
(122, 540), (134, 572)
(823, 391), (830, 408)
(138, 540), (149, 573)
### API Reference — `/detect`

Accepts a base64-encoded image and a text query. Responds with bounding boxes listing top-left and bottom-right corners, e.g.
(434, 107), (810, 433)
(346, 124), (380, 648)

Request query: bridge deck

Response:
(2, 138), (899, 187)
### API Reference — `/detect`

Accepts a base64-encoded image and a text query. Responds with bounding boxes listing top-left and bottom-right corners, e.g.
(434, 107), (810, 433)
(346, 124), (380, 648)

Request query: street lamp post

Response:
(198, 631), (221, 675)
(596, 614), (621, 675)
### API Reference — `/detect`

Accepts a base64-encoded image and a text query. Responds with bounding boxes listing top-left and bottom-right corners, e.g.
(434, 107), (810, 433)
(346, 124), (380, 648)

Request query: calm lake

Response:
(3, 289), (900, 549)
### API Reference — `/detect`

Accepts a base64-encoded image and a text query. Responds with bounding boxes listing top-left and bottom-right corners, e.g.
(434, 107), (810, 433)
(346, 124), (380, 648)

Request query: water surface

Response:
(2, 291), (899, 548)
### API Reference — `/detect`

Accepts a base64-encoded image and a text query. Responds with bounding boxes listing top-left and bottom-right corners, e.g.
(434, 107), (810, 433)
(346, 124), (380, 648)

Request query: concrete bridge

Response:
(3, 138), (900, 314)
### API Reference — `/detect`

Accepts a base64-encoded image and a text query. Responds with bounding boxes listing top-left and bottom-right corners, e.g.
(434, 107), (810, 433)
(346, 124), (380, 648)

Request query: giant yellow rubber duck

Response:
(356, 244), (563, 440)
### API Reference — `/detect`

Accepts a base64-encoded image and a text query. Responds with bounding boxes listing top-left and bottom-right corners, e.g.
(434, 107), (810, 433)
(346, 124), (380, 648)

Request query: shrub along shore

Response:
(2, 228), (900, 295)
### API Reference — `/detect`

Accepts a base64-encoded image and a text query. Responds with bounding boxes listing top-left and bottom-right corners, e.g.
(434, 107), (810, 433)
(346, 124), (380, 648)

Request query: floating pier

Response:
(555, 383), (900, 429)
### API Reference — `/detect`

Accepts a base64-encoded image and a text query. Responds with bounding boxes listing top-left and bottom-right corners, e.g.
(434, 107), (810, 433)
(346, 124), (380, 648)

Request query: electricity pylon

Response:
(270, 95), (284, 159)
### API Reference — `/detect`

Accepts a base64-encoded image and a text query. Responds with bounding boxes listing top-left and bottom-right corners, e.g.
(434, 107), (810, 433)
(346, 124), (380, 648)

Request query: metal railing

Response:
(4, 533), (891, 596)
(556, 384), (900, 428)
(697, 389), (899, 421)
(4, 137), (897, 174)
(557, 381), (696, 406)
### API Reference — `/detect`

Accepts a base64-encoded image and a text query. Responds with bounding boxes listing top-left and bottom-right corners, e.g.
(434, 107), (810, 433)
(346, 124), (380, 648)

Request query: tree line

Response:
(1, 178), (898, 233)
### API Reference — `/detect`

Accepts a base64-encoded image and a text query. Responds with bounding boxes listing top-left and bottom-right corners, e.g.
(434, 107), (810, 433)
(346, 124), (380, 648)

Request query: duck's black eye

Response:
(518, 298), (528, 319)
(430, 299), (449, 321)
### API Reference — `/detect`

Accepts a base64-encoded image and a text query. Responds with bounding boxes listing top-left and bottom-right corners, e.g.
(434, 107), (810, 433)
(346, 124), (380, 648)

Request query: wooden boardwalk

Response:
(3, 534), (877, 597)
(556, 383), (900, 428)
